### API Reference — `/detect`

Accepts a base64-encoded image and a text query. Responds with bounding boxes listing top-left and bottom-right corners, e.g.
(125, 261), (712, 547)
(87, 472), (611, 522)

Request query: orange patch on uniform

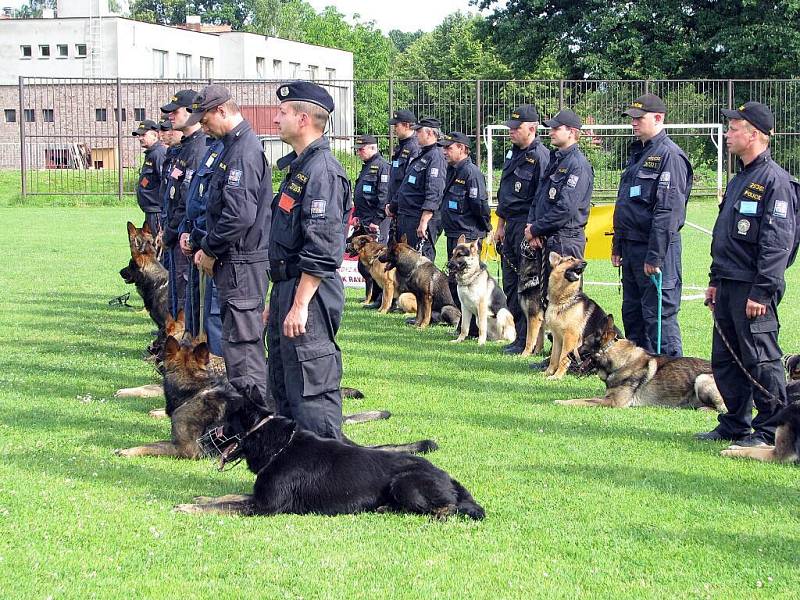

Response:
(278, 192), (296, 212)
(140, 177), (149, 187)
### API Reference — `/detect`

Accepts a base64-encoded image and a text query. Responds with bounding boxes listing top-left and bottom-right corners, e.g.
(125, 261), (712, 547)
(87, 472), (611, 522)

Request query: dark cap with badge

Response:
(721, 101), (775, 136)
(159, 119), (172, 131)
(623, 93), (667, 117)
(388, 109), (417, 125)
(185, 84), (233, 126)
(411, 116), (441, 130)
(505, 104), (540, 128)
(354, 134), (378, 148)
(132, 119), (159, 136)
(276, 80), (335, 113)
(161, 89), (199, 113)
(544, 109), (582, 129)
(438, 131), (470, 147)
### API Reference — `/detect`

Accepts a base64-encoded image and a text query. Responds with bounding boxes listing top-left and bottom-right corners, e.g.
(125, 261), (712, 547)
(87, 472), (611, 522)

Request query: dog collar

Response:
(255, 425), (297, 477)
(599, 338), (618, 353)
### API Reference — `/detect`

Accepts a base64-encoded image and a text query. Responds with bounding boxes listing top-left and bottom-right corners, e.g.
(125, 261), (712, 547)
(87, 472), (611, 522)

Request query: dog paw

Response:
(553, 399), (570, 405)
(173, 503), (202, 514)
(720, 448), (742, 458)
(114, 448), (133, 457)
(192, 496), (217, 504)
(547, 373), (565, 381)
(450, 337), (465, 344)
(477, 339), (486, 346)
(149, 408), (167, 419)
(432, 504), (458, 520)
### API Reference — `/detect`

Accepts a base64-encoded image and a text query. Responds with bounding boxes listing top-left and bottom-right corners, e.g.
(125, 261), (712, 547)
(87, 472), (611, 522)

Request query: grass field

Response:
(0, 202), (799, 599)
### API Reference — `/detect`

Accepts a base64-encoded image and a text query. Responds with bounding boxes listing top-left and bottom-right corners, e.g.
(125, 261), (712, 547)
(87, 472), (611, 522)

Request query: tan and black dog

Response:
(555, 314), (726, 410)
(721, 401), (800, 463)
(379, 235), (460, 329)
(120, 221), (169, 330)
(516, 240), (547, 357)
(346, 233), (416, 314)
(447, 235), (515, 345)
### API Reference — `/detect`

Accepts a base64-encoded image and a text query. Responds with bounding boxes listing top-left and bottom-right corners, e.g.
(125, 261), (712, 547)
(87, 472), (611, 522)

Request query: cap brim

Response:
(504, 119), (523, 128)
(160, 102), (181, 113)
(622, 108), (648, 117)
(437, 139), (455, 146)
(185, 110), (204, 127)
(721, 108), (745, 120)
(542, 118), (562, 128)
(388, 118), (401, 125)
(132, 129), (145, 136)
(411, 123), (423, 130)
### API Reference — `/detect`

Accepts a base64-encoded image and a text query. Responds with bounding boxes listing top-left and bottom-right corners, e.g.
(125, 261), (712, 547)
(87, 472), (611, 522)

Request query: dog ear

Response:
(193, 342), (210, 365)
(400, 233), (408, 244)
(164, 336), (180, 360)
(605, 314), (616, 333)
(141, 221), (152, 236)
(127, 221), (137, 237)
(549, 251), (561, 268)
(176, 309), (185, 324)
(470, 240), (480, 255)
(458, 234), (466, 245)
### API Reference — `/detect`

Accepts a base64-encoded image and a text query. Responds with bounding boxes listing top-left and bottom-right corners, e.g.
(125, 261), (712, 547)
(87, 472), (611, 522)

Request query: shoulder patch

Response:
(227, 169), (242, 187)
(469, 187), (478, 198)
(567, 174), (579, 188)
(295, 172), (309, 184)
(380, 174), (389, 183)
(185, 169), (194, 183)
(658, 171), (671, 187)
(774, 199), (789, 218)
(558, 167), (568, 174)
(310, 199), (327, 219)
(430, 167), (439, 178)
(643, 155), (662, 169)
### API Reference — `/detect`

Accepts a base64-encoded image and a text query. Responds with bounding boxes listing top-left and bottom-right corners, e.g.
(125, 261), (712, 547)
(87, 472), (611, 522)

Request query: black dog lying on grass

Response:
(174, 397), (484, 520)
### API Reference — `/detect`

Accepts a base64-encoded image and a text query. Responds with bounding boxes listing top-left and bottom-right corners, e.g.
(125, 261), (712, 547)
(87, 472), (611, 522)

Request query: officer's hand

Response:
(283, 303), (308, 338)
(644, 263), (660, 276)
(194, 250), (215, 277)
(180, 233), (192, 257)
(531, 236), (544, 250)
(704, 286), (716, 311)
(384, 204), (394, 217)
(416, 223), (428, 240)
(368, 223), (380, 234)
(262, 304), (269, 326)
(745, 298), (767, 319)
(495, 221), (505, 243)
(524, 224), (534, 242)
(352, 217), (360, 226)
(611, 254), (622, 267)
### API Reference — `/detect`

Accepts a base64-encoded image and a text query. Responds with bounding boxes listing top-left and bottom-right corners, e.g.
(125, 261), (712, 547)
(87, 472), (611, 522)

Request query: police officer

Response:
(186, 85), (272, 411)
(697, 102), (798, 446)
(132, 119), (167, 236)
(269, 81), (351, 440)
(612, 94), (692, 357)
(353, 134), (390, 308)
(495, 105), (550, 354)
(389, 116), (447, 261)
(525, 110), (593, 269)
(156, 119), (182, 269)
(161, 89), (207, 318)
(385, 109), (420, 241)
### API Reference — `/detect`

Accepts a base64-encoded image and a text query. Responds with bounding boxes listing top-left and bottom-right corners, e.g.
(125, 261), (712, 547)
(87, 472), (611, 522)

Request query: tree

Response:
(14, 0), (55, 18)
(129, 0), (254, 28)
(388, 29), (424, 53)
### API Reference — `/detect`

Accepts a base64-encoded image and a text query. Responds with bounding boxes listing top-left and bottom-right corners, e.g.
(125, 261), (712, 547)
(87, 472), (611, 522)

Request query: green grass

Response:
(0, 202), (798, 599)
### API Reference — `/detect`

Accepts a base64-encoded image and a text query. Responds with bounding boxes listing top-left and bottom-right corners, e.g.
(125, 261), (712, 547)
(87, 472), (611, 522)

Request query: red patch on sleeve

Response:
(140, 177), (149, 188)
(278, 192), (296, 213)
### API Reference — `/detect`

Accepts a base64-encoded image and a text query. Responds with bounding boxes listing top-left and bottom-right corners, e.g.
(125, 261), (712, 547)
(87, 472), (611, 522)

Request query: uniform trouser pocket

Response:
(294, 341), (341, 397)
(749, 317), (781, 362)
(222, 297), (263, 343)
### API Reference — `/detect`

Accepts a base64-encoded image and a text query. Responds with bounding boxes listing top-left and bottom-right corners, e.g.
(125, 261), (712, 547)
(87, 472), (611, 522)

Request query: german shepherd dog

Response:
(543, 253), (617, 380)
(173, 397), (483, 520)
(555, 314), (726, 410)
(120, 221), (169, 330)
(379, 235), (461, 328)
(516, 239), (547, 357)
(346, 223), (378, 304)
(447, 235), (515, 345)
(115, 336), (424, 459)
(346, 233), (417, 314)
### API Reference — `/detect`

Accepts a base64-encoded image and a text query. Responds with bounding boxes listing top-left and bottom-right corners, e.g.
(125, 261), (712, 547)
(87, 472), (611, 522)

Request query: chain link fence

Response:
(8, 77), (800, 200)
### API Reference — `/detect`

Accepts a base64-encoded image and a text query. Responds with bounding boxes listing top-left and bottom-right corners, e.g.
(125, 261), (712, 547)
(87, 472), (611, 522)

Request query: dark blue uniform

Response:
(181, 139), (224, 356)
(442, 156), (491, 257)
(528, 143), (593, 261)
(354, 152), (390, 228)
(199, 120), (272, 411)
(137, 142), (167, 235)
(496, 137), (550, 345)
(269, 136), (351, 440)
(709, 149), (798, 442)
(613, 130), (692, 356)
(162, 129), (208, 317)
(392, 143), (447, 261)
(388, 135), (421, 207)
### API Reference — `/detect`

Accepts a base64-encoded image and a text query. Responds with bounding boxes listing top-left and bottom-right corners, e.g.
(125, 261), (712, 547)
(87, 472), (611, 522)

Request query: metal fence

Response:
(10, 77), (800, 200)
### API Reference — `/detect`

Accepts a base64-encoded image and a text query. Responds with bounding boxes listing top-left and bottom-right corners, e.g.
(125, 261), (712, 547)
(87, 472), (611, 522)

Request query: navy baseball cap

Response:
(505, 105), (540, 128)
(185, 85), (232, 126)
(623, 93), (667, 117)
(411, 116), (441, 130)
(159, 119), (172, 131)
(161, 89), (199, 113)
(276, 81), (335, 113)
(355, 134), (378, 148)
(132, 119), (159, 136)
(388, 109), (417, 125)
(544, 109), (582, 129)
(438, 131), (470, 147)
(722, 101), (775, 136)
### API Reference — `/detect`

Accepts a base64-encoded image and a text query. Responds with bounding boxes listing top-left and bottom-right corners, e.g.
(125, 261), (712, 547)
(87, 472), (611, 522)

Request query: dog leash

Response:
(199, 270), (207, 339)
(649, 270), (662, 354)
(705, 298), (779, 406)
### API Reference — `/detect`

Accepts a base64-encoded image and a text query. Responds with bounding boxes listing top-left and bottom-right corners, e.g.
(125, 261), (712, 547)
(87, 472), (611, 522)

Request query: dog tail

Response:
(496, 308), (516, 342)
(343, 410), (391, 424)
(369, 439), (439, 455)
(341, 387), (365, 399)
(439, 305), (462, 326)
(452, 479), (485, 520)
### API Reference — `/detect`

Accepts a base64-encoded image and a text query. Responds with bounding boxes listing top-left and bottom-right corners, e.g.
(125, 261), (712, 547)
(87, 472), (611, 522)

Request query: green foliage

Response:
(129, 0), (252, 27)
(13, 0), (55, 18)
(388, 29), (424, 53)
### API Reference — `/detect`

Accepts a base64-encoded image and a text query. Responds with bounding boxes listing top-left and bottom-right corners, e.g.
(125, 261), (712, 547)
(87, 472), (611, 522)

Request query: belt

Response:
(550, 228), (584, 238)
(224, 250), (269, 264)
(268, 262), (301, 282)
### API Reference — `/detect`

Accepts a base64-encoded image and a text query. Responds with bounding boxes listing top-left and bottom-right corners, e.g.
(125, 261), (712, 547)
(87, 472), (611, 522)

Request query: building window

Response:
(39, 45), (51, 58)
(75, 44), (87, 57)
(256, 57), (265, 78)
(42, 109), (54, 123)
(273, 59), (282, 76)
(200, 56), (214, 78)
(289, 62), (300, 77)
(114, 108), (127, 122)
(24, 109), (35, 122)
(326, 67), (336, 80)
(177, 53), (191, 78)
(57, 44), (68, 57)
(4, 109), (16, 123)
(95, 108), (107, 122)
(153, 49), (168, 78)
(308, 65), (318, 80)
(134, 108), (146, 121)
(21, 45), (32, 58)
